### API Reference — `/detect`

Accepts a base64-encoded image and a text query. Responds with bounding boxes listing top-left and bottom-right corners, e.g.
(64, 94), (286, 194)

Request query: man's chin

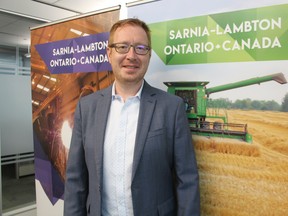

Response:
(121, 77), (144, 85)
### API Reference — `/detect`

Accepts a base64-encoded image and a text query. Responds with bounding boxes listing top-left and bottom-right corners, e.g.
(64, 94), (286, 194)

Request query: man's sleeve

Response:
(174, 100), (201, 216)
(64, 101), (88, 216)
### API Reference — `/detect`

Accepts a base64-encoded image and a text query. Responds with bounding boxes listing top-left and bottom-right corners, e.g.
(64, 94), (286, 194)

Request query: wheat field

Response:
(193, 109), (288, 216)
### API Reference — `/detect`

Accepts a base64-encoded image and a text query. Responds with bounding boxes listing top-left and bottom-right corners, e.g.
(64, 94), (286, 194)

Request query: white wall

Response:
(0, 74), (33, 156)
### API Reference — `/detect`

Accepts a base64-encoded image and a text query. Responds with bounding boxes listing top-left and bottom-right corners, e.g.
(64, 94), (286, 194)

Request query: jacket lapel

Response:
(94, 86), (112, 186)
(132, 82), (156, 181)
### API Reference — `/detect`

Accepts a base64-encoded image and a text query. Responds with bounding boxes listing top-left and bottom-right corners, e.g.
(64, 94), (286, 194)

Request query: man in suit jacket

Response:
(64, 18), (200, 216)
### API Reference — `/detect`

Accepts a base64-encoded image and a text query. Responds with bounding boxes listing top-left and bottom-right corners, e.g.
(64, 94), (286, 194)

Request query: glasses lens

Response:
(115, 44), (129, 53)
(112, 43), (150, 55)
(135, 45), (150, 55)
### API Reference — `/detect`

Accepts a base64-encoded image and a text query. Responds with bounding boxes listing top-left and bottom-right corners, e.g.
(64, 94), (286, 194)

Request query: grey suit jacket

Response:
(64, 81), (200, 216)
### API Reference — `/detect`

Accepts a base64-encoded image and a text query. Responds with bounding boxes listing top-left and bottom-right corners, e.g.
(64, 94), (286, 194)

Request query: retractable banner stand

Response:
(30, 8), (119, 215)
(129, 1), (288, 215)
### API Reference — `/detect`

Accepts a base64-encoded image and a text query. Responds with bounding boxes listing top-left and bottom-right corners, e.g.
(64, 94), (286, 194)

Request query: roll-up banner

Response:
(30, 8), (120, 215)
(129, 1), (288, 215)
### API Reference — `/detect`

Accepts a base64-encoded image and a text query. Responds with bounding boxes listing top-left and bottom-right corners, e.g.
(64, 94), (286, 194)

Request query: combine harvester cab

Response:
(164, 73), (287, 143)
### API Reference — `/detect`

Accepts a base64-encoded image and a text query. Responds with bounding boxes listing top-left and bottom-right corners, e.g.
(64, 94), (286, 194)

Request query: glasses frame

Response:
(109, 43), (151, 55)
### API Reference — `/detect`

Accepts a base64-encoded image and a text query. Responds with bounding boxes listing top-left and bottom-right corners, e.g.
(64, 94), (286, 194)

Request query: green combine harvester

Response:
(165, 73), (287, 143)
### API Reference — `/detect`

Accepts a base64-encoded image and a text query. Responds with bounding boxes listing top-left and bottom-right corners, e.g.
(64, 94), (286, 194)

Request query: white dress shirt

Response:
(102, 82), (143, 216)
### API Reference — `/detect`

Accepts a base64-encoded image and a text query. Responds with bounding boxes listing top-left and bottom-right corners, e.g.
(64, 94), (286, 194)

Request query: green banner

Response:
(149, 4), (288, 65)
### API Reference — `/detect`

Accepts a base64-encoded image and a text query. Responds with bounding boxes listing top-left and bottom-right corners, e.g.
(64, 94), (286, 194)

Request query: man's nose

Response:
(126, 46), (137, 59)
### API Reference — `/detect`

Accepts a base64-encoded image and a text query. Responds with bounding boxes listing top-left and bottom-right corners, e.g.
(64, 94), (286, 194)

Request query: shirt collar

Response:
(111, 81), (144, 100)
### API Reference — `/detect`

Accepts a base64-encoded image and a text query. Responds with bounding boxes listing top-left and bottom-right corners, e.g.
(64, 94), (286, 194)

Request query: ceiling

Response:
(0, 0), (126, 47)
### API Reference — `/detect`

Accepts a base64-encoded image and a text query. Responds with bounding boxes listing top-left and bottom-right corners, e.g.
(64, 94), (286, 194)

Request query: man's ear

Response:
(107, 47), (112, 62)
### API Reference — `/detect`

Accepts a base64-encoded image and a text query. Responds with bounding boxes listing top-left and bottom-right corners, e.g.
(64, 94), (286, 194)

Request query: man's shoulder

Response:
(79, 85), (111, 104)
(145, 83), (182, 102)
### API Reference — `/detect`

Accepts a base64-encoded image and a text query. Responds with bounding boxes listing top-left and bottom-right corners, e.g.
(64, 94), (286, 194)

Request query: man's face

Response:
(107, 25), (151, 85)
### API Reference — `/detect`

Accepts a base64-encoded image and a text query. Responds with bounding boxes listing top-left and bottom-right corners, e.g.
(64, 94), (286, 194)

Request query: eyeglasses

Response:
(109, 43), (151, 55)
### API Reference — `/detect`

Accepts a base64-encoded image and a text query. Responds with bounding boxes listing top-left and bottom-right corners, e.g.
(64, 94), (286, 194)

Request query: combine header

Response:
(165, 73), (287, 143)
